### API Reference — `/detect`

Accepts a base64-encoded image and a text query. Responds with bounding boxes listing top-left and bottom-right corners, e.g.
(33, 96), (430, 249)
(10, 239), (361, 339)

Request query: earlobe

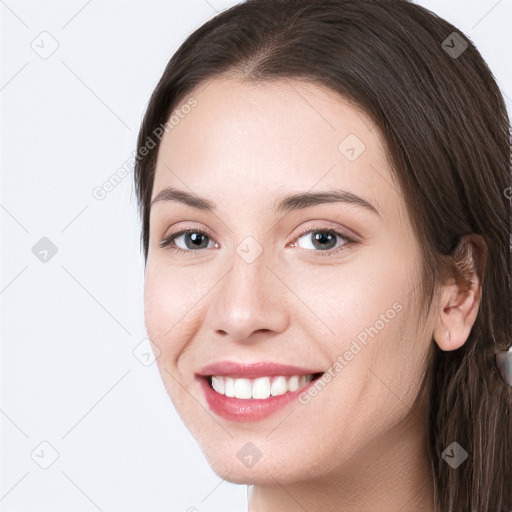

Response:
(432, 234), (487, 352)
(433, 291), (475, 351)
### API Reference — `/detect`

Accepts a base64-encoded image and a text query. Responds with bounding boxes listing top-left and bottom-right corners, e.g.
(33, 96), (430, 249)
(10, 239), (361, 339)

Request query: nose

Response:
(205, 250), (290, 342)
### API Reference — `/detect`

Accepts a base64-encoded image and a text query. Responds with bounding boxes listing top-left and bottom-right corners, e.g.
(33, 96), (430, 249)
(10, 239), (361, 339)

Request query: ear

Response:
(433, 234), (488, 351)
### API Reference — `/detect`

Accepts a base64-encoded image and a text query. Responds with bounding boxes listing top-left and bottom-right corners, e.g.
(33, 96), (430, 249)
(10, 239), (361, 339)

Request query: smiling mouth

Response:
(204, 372), (324, 400)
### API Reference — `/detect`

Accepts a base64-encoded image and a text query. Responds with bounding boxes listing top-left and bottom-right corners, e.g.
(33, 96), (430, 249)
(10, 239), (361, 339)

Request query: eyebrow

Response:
(150, 186), (381, 216)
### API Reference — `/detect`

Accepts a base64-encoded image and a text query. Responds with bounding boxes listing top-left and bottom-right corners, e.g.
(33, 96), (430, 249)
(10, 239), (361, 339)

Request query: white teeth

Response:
(211, 376), (225, 395)
(270, 376), (287, 396)
(225, 377), (235, 397)
(209, 374), (314, 399)
(287, 375), (300, 392)
(251, 377), (271, 399)
(233, 378), (252, 399)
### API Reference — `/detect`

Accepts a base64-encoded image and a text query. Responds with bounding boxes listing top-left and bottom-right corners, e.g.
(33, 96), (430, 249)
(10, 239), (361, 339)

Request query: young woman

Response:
(134, 1), (512, 510)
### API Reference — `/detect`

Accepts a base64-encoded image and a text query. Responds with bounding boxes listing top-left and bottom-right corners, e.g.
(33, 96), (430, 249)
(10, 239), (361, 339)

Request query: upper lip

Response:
(196, 361), (324, 379)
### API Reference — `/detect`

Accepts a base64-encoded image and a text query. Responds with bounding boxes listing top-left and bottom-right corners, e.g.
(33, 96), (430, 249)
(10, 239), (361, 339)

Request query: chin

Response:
(197, 438), (321, 486)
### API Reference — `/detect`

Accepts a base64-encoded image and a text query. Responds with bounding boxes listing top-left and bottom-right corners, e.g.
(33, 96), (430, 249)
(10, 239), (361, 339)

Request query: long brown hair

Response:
(134, 1), (512, 509)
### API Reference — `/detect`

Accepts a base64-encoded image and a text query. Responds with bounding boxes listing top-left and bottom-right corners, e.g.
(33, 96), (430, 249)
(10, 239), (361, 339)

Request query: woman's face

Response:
(144, 77), (432, 484)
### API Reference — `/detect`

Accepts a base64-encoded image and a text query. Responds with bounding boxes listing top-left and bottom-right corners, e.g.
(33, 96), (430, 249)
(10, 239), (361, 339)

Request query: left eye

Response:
(294, 228), (352, 253)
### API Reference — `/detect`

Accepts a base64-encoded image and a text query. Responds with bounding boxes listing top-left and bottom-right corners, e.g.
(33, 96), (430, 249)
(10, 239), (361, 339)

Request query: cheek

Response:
(143, 265), (204, 414)
(291, 244), (414, 349)
(143, 264), (199, 363)
(288, 241), (425, 413)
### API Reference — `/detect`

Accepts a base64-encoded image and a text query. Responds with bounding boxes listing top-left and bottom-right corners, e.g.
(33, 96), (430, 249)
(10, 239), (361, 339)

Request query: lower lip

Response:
(197, 375), (319, 422)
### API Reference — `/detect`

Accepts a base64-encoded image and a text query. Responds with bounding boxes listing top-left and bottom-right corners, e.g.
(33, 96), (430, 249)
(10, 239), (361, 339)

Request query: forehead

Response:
(152, 77), (401, 219)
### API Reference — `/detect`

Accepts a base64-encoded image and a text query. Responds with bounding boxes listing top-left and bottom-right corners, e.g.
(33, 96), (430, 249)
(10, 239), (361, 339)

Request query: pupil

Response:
(313, 231), (336, 250)
(186, 232), (208, 249)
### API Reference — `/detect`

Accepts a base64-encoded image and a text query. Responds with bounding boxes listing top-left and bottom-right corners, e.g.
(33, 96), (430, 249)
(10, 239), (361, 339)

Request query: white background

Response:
(0, 1), (510, 511)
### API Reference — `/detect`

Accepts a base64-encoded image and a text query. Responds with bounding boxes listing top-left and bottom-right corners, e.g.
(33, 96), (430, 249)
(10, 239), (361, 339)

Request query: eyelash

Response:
(159, 226), (355, 257)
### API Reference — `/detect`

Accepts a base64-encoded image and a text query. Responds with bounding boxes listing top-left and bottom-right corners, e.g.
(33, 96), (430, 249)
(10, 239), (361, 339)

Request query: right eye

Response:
(159, 229), (219, 254)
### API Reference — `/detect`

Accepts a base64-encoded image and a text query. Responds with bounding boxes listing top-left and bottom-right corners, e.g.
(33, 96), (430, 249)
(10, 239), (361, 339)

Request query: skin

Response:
(143, 76), (484, 512)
